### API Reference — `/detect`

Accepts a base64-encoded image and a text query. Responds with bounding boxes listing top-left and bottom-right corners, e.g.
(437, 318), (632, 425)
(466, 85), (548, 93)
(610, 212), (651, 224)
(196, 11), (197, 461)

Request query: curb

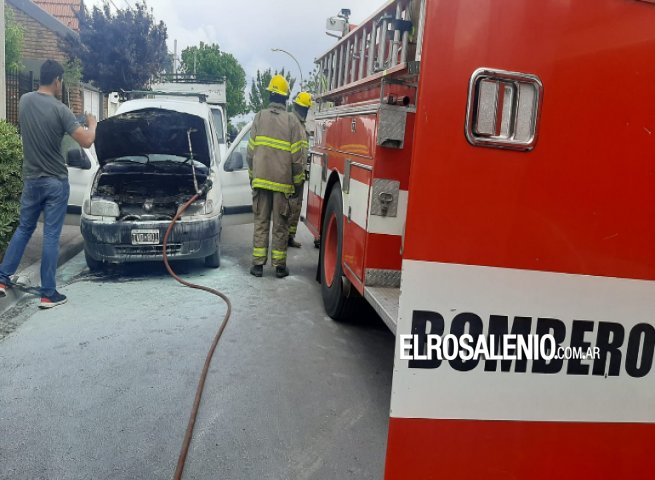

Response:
(0, 236), (84, 317)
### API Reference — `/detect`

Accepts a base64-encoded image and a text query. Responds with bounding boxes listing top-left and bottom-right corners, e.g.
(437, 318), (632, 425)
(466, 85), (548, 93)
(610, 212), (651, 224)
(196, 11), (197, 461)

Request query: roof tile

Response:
(32, 0), (81, 31)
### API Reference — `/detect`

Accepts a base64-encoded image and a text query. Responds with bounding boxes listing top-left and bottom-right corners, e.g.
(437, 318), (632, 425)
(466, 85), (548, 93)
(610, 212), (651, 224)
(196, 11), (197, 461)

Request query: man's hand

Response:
(72, 113), (97, 148)
(291, 183), (304, 198)
(85, 113), (97, 129)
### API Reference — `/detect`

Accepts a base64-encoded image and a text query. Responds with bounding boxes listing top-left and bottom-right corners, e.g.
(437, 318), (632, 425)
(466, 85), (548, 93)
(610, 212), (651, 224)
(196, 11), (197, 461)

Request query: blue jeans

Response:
(0, 177), (70, 297)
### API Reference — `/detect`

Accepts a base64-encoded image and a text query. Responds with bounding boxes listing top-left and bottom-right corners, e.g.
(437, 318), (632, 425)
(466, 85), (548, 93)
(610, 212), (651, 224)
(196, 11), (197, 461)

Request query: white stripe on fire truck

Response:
(345, 178), (408, 237)
(309, 163), (408, 237)
(391, 260), (655, 423)
(368, 190), (408, 237)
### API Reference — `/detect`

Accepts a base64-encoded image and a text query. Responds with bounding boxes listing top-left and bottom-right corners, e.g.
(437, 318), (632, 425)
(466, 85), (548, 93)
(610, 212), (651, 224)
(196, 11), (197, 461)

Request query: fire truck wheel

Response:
(319, 187), (362, 320)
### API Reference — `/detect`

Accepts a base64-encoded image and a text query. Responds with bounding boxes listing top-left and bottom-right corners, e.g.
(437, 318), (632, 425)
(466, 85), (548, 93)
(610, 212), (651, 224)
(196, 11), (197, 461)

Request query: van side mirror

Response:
(224, 152), (244, 172)
(67, 149), (92, 170)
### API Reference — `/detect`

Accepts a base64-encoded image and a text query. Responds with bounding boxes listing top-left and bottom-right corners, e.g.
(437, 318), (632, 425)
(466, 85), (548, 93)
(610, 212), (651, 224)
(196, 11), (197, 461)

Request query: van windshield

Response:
(211, 108), (225, 144)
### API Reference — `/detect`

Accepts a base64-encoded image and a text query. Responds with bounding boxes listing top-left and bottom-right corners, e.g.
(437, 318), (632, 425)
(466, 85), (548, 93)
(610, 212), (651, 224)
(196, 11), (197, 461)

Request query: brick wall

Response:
(11, 5), (67, 64)
(9, 4), (84, 115)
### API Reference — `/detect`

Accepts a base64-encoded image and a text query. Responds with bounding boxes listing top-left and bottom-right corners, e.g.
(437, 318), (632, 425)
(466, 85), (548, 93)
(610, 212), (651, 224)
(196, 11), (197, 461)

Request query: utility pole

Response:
(0, 0), (6, 120)
(173, 39), (178, 75)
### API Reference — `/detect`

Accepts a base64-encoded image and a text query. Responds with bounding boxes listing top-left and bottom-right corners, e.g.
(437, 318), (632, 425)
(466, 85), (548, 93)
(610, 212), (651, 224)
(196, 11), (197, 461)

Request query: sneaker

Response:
(250, 265), (263, 277)
(0, 283), (6, 298)
(39, 291), (67, 309)
(288, 237), (302, 248)
(275, 266), (289, 278)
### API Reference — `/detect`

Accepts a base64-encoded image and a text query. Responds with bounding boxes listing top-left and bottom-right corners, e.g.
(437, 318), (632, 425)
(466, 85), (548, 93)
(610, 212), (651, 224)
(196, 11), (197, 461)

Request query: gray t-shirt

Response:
(19, 91), (80, 179)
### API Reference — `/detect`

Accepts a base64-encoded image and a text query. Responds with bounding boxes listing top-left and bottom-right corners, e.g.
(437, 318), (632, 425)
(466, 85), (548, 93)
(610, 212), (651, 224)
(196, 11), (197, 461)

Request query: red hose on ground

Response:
(163, 193), (232, 480)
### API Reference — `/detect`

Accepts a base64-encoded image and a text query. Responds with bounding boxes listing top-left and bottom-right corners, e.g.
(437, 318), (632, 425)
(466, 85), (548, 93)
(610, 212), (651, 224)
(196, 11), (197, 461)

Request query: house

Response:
(6, 0), (84, 115)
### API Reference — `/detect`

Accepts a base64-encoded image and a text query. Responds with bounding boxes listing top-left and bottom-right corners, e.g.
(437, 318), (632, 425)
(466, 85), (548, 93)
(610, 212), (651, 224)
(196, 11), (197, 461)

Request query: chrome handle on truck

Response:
(379, 192), (394, 216)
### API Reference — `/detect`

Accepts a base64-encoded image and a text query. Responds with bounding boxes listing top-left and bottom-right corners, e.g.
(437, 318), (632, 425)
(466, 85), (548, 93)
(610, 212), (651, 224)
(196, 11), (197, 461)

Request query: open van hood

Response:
(95, 108), (210, 167)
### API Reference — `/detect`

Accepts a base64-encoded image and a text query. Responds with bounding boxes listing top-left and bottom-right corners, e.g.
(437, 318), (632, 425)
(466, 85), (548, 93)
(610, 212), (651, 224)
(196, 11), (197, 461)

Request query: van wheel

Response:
(85, 249), (103, 272)
(319, 187), (362, 321)
(205, 243), (221, 268)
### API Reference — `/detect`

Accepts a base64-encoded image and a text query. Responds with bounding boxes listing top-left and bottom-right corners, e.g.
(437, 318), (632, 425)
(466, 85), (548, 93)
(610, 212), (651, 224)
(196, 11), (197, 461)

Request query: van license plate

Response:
(131, 230), (160, 245)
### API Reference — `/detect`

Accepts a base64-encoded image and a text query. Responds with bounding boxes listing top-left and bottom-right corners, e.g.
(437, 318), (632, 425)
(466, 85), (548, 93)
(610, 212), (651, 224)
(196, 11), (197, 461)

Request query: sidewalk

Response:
(0, 222), (84, 317)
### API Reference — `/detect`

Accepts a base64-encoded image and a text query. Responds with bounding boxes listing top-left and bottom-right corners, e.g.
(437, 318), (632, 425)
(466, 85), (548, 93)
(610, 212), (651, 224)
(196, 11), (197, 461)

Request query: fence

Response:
(5, 69), (34, 127)
(5, 69), (89, 127)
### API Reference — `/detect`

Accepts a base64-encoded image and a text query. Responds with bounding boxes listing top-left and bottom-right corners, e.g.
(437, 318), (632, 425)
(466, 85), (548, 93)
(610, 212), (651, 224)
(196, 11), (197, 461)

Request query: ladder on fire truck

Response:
(315, 0), (426, 100)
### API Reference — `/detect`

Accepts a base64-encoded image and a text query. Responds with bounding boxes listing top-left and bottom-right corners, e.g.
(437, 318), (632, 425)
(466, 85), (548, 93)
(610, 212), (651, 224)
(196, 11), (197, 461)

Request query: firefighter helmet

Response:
(294, 91), (313, 108)
(266, 74), (290, 97)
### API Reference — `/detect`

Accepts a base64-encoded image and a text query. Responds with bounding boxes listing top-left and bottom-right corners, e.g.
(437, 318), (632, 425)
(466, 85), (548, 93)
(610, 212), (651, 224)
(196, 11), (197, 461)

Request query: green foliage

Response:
(180, 43), (248, 118)
(64, 58), (83, 87)
(71, 1), (169, 92)
(0, 121), (23, 256)
(5, 7), (24, 71)
(303, 65), (327, 97)
(248, 68), (296, 113)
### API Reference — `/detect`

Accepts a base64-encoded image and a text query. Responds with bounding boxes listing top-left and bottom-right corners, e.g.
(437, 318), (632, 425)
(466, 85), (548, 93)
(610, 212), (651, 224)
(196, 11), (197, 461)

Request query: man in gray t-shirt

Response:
(0, 59), (97, 308)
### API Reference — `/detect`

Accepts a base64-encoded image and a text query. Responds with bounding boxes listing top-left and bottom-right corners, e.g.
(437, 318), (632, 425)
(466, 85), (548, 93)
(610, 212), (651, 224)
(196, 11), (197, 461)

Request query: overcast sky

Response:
(89, 0), (385, 95)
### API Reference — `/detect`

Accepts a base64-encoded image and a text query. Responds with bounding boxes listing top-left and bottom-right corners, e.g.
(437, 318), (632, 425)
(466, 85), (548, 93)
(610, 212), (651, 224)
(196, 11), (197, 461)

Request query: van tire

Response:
(204, 242), (221, 268)
(85, 249), (103, 272)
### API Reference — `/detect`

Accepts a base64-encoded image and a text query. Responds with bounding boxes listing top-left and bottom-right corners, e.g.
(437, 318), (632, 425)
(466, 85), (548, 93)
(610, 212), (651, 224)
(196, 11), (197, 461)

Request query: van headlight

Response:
(181, 199), (214, 216)
(89, 199), (120, 217)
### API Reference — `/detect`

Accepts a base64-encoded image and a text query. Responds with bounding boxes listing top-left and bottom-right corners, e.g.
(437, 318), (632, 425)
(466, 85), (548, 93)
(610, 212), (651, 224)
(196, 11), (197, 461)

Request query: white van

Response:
(79, 98), (226, 270)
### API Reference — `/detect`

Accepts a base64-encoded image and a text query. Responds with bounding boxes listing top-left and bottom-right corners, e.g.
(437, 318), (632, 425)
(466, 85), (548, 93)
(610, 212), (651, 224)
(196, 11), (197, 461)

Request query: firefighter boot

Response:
(275, 266), (289, 278)
(288, 236), (302, 248)
(250, 265), (263, 277)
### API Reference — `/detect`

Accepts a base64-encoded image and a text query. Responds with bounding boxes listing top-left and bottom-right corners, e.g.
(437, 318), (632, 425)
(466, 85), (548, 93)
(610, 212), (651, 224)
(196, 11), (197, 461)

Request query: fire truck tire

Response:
(319, 187), (363, 320)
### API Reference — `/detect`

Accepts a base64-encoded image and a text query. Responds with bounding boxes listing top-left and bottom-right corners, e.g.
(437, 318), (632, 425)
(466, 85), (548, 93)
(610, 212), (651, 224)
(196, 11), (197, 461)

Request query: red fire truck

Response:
(305, 0), (655, 477)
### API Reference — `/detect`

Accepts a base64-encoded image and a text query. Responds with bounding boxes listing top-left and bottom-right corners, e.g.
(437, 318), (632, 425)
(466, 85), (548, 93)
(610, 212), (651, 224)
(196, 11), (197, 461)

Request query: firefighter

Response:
(247, 74), (305, 278)
(288, 91), (312, 248)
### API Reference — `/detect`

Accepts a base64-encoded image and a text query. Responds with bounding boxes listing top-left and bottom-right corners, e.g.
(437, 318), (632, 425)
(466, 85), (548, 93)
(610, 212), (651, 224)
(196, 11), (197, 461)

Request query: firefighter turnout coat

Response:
(247, 102), (306, 194)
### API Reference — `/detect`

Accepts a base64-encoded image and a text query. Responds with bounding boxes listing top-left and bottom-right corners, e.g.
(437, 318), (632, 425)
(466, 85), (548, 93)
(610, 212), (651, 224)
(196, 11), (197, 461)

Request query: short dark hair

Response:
(40, 60), (65, 86)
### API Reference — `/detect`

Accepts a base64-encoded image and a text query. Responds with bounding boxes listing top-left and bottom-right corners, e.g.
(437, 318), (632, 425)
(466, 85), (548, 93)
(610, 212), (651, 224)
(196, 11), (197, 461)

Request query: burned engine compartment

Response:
(92, 163), (209, 221)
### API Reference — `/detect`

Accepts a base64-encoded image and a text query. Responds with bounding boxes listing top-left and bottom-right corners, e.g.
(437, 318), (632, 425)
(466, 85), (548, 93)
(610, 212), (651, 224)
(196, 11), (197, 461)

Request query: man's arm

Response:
(71, 113), (97, 149)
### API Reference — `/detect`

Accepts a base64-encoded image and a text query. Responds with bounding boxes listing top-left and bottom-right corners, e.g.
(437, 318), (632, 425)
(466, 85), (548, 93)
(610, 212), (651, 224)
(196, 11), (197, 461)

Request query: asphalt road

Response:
(0, 223), (395, 480)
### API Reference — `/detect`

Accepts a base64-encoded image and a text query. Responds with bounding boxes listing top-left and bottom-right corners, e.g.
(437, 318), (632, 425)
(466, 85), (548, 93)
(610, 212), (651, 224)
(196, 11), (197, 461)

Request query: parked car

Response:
(80, 98), (226, 270)
(63, 133), (99, 225)
(217, 120), (313, 225)
(219, 121), (253, 225)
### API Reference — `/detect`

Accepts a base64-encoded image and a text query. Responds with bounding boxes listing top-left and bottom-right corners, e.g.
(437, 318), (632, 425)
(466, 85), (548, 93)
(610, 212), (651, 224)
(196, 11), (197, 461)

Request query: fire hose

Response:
(162, 178), (233, 480)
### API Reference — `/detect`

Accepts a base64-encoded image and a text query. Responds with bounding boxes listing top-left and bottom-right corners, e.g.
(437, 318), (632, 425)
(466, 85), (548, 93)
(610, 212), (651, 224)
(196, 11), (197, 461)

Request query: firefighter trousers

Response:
(252, 188), (290, 267)
(288, 194), (302, 238)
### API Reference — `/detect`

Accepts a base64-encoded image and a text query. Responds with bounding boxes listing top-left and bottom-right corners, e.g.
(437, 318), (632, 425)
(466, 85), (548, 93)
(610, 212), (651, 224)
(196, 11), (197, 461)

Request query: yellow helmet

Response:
(294, 91), (313, 108)
(266, 74), (290, 97)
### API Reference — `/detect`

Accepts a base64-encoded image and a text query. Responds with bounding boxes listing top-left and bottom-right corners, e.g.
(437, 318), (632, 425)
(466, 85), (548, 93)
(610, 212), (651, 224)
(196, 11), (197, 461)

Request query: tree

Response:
(180, 43), (247, 118)
(248, 68), (296, 113)
(0, 121), (23, 258)
(71, 2), (168, 92)
(5, 8), (24, 71)
(303, 65), (327, 97)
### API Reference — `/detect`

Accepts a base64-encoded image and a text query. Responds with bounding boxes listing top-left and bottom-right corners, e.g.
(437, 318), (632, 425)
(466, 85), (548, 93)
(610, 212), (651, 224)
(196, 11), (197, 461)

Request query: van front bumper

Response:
(81, 216), (221, 263)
